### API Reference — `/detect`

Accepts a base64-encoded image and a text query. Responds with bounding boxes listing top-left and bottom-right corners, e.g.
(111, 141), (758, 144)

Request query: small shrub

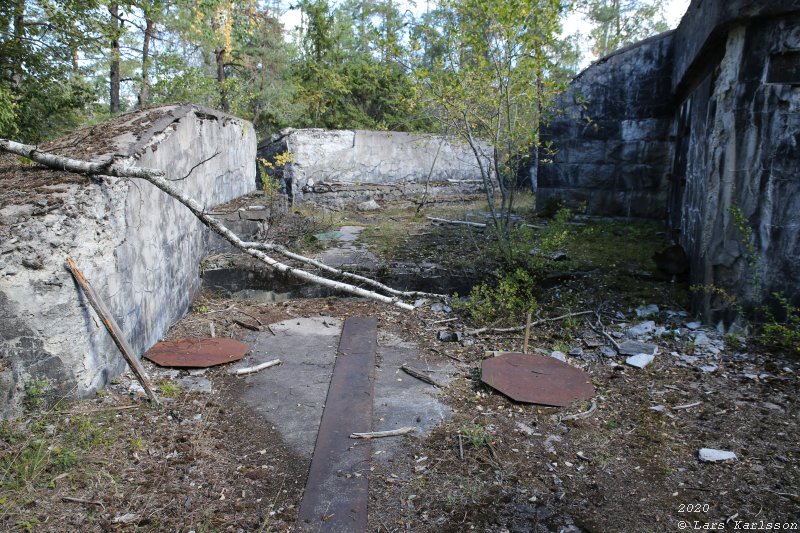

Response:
(158, 380), (181, 398)
(460, 424), (488, 449)
(540, 196), (566, 219)
(453, 268), (538, 327)
(760, 292), (800, 355)
(23, 380), (49, 411)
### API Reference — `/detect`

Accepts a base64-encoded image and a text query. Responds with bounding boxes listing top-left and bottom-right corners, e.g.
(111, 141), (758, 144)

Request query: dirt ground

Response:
(1, 201), (797, 532)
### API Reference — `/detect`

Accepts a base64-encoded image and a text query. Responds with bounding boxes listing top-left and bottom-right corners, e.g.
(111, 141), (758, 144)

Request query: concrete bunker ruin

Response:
(0, 104), (256, 417)
(257, 128), (488, 208)
(535, 0), (800, 323)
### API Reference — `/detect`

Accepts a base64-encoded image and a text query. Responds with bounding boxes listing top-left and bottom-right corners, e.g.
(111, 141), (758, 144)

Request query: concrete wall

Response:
(534, 0), (800, 322)
(536, 32), (675, 218)
(258, 128), (488, 207)
(674, 13), (800, 321)
(0, 105), (256, 416)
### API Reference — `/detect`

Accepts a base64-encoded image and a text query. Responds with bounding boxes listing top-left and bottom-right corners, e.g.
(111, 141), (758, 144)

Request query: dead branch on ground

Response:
(465, 310), (593, 336)
(350, 427), (417, 439)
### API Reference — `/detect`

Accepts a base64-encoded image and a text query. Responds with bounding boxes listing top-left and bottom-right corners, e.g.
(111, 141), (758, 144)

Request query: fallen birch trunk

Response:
(350, 427), (417, 439)
(230, 358), (281, 376)
(0, 139), (415, 310)
(239, 239), (445, 300)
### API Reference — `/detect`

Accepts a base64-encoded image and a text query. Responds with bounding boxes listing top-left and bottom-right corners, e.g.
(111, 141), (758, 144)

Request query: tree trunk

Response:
(11, 0), (24, 90)
(137, 14), (154, 108)
(214, 47), (228, 112)
(109, 3), (121, 113)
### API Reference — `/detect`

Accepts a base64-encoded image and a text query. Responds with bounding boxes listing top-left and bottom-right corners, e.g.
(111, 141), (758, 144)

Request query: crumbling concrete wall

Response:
(536, 31), (675, 218)
(535, 0), (800, 322)
(258, 128), (487, 208)
(674, 13), (800, 322)
(0, 105), (256, 417)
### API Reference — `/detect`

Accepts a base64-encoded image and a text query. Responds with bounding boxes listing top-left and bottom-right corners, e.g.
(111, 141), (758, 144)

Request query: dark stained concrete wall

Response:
(536, 31), (675, 218)
(674, 14), (800, 322)
(535, 0), (800, 322)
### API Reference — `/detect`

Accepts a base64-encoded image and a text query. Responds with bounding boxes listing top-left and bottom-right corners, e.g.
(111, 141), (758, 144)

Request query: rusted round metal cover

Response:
(481, 353), (595, 407)
(143, 338), (249, 368)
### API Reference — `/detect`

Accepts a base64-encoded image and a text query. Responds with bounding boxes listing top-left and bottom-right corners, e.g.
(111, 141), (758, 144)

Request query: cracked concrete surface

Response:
(230, 317), (454, 460)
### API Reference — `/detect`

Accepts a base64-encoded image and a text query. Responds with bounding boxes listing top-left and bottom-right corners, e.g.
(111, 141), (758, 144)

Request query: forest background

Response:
(0, 0), (679, 144)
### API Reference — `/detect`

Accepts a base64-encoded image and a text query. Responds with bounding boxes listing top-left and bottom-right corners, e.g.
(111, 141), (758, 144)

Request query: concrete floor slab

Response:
(232, 318), (455, 462)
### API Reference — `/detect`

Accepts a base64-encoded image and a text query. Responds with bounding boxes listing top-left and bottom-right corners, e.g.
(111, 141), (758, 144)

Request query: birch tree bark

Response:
(0, 139), (425, 310)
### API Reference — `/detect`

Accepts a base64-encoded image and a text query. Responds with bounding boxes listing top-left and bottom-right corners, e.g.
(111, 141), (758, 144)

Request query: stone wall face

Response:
(0, 105), (256, 417)
(675, 15), (800, 321)
(536, 32), (675, 218)
(534, 0), (800, 321)
(258, 128), (488, 207)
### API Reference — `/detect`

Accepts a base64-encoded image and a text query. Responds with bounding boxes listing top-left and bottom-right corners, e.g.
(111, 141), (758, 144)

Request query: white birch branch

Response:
(350, 427), (417, 439)
(239, 239), (446, 300)
(0, 138), (415, 310)
(230, 358), (281, 376)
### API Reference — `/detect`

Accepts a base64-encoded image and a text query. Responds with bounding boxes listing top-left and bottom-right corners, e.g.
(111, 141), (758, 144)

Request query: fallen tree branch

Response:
(232, 318), (260, 331)
(239, 239), (446, 300)
(426, 215), (543, 230)
(230, 358), (281, 376)
(400, 365), (443, 387)
(465, 310), (593, 336)
(586, 312), (621, 353)
(0, 139), (416, 310)
(561, 401), (597, 421)
(350, 427), (417, 439)
(426, 215), (487, 228)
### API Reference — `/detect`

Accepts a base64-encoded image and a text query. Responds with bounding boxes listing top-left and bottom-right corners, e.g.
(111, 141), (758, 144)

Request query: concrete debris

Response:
(693, 332), (711, 346)
(357, 199), (382, 211)
(515, 421), (538, 436)
(698, 448), (737, 463)
(650, 405), (666, 412)
(600, 346), (617, 358)
(636, 304), (659, 317)
(430, 302), (452, 313)
(626, 321), (655, 337)
(544, 434), (562, 454)
(568, 347), (583, 357)
(625, 353), (655, 369)
(550, 350), (567, 362)
(699, 364), (718, 373)
(618, 340), (658, 357)
(437, 330), (462, 342)
(686, 321), (702, 330)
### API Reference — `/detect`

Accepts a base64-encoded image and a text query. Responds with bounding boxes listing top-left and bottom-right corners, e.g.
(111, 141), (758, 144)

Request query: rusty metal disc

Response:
(481, 353), (595, 407)
(143, 338), (249, 368)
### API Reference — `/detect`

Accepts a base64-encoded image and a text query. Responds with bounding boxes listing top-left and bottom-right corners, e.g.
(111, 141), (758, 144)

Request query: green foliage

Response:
(23, 380), (49, 411)
(460, 424), (488, 449)
(454, 208), (573, 326)
(577, 0), (669, 57)
(454, 267), (539, 326)
(414, 0), (570, 257)
(760, 293), (800, 355)
(158, 380), (181, 398)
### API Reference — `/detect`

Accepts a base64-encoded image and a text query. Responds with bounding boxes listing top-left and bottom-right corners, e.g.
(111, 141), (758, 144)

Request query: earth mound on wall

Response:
(0, 104), (256, 418)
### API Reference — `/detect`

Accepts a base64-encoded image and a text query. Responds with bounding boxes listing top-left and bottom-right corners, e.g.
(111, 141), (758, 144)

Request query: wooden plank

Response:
(66, 257), (160, 406)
